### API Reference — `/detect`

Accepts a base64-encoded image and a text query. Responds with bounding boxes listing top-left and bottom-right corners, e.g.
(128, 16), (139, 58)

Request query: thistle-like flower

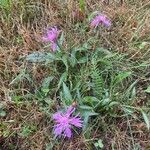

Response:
(42, 27), (60, 51)
(53, 106), (83, 138)
(90, 14), (111, 28)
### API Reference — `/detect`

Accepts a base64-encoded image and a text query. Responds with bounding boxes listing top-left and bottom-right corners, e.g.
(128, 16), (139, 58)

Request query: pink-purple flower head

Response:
(90, 14), (111, 28)
(53, 106), (83, 138)
(42, 26), (60, 52)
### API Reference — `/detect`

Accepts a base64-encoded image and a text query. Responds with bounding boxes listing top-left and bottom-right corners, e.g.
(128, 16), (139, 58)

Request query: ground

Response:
(0, 0), (150, 150)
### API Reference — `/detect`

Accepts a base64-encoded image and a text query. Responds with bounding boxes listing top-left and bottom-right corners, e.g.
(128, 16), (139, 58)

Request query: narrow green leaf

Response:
(145, 86), (150, 93)
(62, 55), (68, 71)
(63, 82), (72, 101)
(57, 72), (67, 89)
(58, 32), (64, 46)
(69, 51), (77, 67)
(41, 76), (54, 89)
(141, 110), (150, 130)
(125, 80), (138, 100)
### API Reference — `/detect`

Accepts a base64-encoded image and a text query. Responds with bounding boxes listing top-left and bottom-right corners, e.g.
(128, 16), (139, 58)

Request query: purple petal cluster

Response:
(42, 27), (60, 52)
(90, 14), (111, 28)
(53, 106), (83, 138)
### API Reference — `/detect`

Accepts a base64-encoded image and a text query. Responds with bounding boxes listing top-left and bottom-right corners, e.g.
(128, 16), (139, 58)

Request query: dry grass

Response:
(0, 0), (150, 149)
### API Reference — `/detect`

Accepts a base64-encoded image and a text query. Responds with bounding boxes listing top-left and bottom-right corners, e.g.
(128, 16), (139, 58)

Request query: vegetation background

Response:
(0, 0), (150, 149)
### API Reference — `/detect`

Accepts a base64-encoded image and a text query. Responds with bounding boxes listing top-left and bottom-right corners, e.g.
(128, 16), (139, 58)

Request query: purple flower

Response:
(90, 14), (111, 28)
(42, 27), (60, 51)
(53, 106), (83, 138)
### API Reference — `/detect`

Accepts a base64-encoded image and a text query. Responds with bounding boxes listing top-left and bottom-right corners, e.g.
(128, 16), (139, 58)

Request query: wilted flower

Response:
(53, 106), (83, 138)
(42, 27), (60, 51)
(90, 14), (111, 28)
(51, 42), (57, 51)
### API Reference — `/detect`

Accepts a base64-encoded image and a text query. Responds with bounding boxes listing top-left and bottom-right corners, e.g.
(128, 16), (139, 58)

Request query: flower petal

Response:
(90, 17), (100, 28)
(103, 19), (111, 27)
(66, 106), (75, 117)
(64, 127), (72, 138)
(54, 125), (63, 137)
(69, 117), (83, 127)
(53, 112), (62, 121)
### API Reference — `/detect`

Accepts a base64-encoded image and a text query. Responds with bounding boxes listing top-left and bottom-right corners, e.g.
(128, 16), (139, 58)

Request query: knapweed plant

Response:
(25, 12), (150, 139)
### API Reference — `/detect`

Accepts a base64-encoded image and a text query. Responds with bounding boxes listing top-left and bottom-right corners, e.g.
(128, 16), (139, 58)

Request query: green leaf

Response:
(0, 110), (6, 117)
(123, 107), (135, 115)
(97, 139), (104, 148)
(108, 101), (120, 107)
(79, 105), (98, 130)
(78, 56), (87, 64)
(145, 86), (150, 93)
(141, 110), (150, 130)
(69, 51), (77, 67)
(13, 95), (22, 102)
(131, 87), (136, 99)
(41, 88), (49, 94)
(96, 48), (112, 55)
(101, 98), (111, 105)
(138, 42), (148, 49)
(45, 53), (56, 62)
(26, 52), (56, 63)
(57, 72), (67, 89)
(19, 125), (36, 137)
(62, 55), (68, 71)
(58, 32), (64, 46)
(0, 103), (4, 109)
(41, 76), (54, 89)
(112, 71), (132, 86)
(126, 80), (138, 100)
(63, 82), (72, 102)
(26, 52), (47, 63)
(83, 96), (99, 107)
